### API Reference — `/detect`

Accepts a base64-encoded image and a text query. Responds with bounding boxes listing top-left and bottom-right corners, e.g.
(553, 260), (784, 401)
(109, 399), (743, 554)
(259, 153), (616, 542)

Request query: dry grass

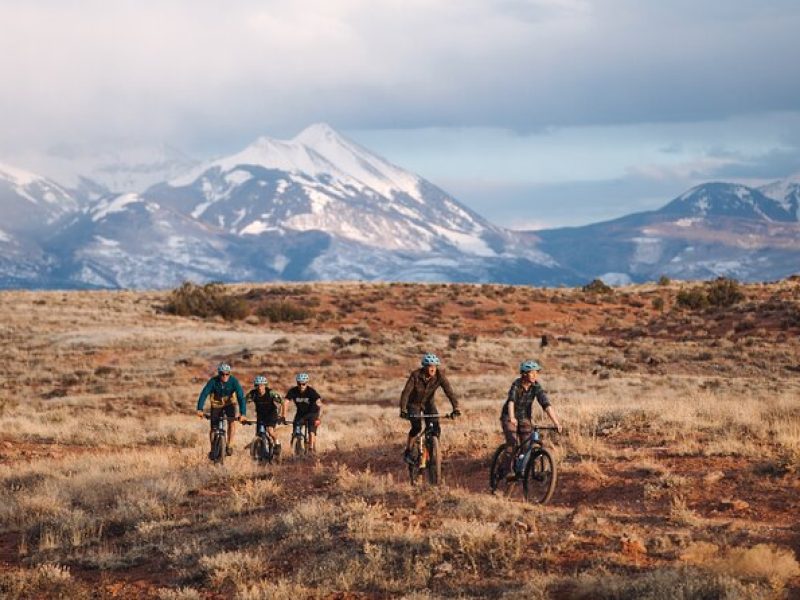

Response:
(0, 281), (798, 598)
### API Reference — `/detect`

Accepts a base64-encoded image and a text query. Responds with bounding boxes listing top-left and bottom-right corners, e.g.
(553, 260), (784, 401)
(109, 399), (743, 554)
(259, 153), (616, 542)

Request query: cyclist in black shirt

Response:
(286, 372), (323, 453)
(247, 375), (285, 457)
(501, 360), (562, 451)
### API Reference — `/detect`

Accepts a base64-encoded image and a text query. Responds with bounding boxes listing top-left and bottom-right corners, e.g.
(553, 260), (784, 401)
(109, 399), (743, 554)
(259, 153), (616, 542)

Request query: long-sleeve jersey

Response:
(196, 375), (246, 415)
(400, 368), (459, 412)
(500, 378), (550, 421)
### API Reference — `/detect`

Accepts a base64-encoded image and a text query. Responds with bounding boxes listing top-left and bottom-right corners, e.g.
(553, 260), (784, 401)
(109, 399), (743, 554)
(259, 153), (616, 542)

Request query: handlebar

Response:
(405, 413), (458, 419)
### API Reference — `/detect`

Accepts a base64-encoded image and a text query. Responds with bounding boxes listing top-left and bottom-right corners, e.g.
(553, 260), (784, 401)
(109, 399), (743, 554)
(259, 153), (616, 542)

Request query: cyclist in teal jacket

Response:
(196, 362), (247, 456)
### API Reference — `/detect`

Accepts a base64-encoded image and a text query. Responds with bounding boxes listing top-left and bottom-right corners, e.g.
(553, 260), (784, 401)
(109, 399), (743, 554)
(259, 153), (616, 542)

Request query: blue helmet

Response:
(520, 360), (541, 373)
(421, 353), (440, 367)
(217, 363), (232, 374)
(254, 375), (268, 386)
(296, 372), (310, 384)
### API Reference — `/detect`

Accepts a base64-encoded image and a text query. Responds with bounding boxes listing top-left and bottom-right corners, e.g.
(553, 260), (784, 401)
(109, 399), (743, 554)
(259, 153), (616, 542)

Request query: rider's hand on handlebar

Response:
(196, 410), (204, 419)
(314, 419), (321, 428)
(400, 409), (408, 419)
(238, 415), (247, 423)
(450, 409), (462, 418)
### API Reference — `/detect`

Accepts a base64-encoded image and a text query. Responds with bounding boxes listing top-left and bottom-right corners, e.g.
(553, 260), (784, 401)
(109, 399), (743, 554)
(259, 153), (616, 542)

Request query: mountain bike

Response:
(489, 425), (559, 504)
(245, 420), (283, 464)
(203, 413), (228, 465)
(406, 413), (455, 486)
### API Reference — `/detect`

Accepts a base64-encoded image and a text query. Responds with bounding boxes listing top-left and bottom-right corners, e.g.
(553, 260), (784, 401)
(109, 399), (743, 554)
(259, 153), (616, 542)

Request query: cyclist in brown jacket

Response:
(400, 353), (461, 464)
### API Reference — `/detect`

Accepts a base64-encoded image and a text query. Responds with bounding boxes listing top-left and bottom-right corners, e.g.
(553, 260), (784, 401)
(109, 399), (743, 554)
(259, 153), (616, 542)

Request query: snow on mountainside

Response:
(759, 173), (800, 221)
(0, 162), (79, 233)
(658, 182), (794, 222)
(153, 123), (550, 272)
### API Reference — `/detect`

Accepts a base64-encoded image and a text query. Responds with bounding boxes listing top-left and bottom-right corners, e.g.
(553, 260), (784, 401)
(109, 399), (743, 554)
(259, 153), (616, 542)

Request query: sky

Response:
(2, 0), (800, 228)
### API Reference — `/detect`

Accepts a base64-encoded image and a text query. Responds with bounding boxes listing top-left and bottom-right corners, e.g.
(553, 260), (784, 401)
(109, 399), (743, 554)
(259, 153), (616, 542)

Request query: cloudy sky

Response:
(2, 0), (800, 228)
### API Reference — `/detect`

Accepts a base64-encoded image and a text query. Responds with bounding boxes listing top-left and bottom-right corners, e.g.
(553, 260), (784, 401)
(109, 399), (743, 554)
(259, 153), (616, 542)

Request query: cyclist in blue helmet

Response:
(247, 375), (285, 457)
(400, 353), (461, 465)
(500, 359), (562, 453)
(196, 362), (247, 458)
(286, 372), (324, 453)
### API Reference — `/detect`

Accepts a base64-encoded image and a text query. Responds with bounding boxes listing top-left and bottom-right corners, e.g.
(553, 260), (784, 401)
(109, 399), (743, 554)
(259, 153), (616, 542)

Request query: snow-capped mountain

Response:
(2, 131), (799, 289)
(144, 123), (558, 282)
(759, 173), (800, 221)
(535, 181), (800, 284)
(0, 162), (79, 233)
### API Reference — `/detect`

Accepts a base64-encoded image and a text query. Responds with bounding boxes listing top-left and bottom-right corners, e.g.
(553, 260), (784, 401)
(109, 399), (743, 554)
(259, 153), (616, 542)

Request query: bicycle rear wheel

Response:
(426, 436), (441, 485)
(489, 444), (522, 498)
(523, 448), (557, 504)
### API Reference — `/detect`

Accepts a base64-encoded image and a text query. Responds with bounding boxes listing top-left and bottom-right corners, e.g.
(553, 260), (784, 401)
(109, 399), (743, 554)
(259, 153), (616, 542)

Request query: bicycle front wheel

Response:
(293, 434), (305, 456)
(489, 444), (522, 498)
(251, 437), (266, 463)
(212, 434), (226, 465)
(426, 436), (441, 485)
(523, 448), (557, 504)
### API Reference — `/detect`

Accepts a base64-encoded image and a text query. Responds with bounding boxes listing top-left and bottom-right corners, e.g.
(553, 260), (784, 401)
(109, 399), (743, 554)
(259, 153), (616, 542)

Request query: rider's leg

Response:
(307, 414), (318, 451)
(501, 419), (516, 452)
(406, 412), (423, 452)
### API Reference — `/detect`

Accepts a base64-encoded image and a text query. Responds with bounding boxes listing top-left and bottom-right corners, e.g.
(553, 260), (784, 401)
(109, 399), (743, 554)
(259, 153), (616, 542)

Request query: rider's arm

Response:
(234, 379), (246, 416)
(506, 383), (517, 425)
(196, 379), (213, 412)
(438, 370), (460, 411)
(544, 405), (562, 432)
(399, 374), (414, 413)
(536, 386), (561, 432)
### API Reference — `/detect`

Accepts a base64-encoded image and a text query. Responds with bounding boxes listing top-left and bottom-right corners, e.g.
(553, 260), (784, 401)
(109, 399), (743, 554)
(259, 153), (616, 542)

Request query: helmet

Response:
(421, 353), (440, 367)
(217, 363), (232, 374)
(254, 375), (268, 386)
(296, 372), (309, 384)
(519, 360), (541, 373)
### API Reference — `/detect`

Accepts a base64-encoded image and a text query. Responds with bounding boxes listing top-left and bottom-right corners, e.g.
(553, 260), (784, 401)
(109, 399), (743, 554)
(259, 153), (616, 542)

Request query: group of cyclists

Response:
(195, 364), (323, 458)
(195, 352), (562, 465)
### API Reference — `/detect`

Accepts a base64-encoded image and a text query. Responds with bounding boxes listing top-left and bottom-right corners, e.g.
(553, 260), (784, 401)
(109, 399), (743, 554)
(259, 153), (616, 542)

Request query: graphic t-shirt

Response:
(286, 385), (321, 418)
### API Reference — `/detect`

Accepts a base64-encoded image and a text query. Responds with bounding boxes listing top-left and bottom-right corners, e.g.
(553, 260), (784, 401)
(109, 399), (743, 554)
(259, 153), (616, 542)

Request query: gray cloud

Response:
(2, 0), (800, 156)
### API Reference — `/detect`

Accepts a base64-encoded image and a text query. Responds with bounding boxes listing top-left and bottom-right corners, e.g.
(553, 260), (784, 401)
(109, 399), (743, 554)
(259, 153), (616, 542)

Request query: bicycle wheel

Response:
(426, 436), (441, 485)
(407, 445), (421, 486)
(293, 434), (305, 456)
(251, 437), (266, 463)
(489, 444), (521, 498)
(212, 433), (226, 465)
(523, 448), (557, 504)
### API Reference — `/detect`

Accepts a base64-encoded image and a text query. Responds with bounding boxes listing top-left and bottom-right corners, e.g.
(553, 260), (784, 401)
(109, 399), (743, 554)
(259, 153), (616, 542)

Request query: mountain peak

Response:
(293, 122), (344, 146)
(0, 161), (42, 187)
(660, 182), (793, 222)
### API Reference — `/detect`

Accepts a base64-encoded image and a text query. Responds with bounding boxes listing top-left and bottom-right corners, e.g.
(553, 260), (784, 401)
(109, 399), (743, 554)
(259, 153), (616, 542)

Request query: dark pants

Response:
(501, 418), (532, 448)
(210, 404), (236, 429)
(295, 412), (319, 434)
(408, 403), (440, 438)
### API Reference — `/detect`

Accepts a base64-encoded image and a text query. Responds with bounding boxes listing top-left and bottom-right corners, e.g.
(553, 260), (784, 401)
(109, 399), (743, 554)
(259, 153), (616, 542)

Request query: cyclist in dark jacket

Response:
(247, 375), (284, 457)
(501, 360), (561, 451)
(286, 372), (323, 453)
(400, 353), (461, 464)
(196, 362), (246, 456)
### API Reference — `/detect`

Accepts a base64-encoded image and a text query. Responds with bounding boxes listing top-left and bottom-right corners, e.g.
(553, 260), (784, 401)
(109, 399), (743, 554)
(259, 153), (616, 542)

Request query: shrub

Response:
(676, 287), (709, 310)
(582, 279), (613, 294)
(657, 275), (671, 286)
(707, 277), (744, 307)
(256, 301), (313, 323)
(651, 297), (665, 311)
(164, 282), (248, 320)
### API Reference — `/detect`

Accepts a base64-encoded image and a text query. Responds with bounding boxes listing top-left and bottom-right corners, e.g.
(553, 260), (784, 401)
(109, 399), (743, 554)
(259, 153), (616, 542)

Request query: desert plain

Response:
(0, 278), (798, 599)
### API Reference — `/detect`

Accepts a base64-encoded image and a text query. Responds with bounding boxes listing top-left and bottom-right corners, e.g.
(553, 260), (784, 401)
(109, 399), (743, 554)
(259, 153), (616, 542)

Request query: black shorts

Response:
(257, 413), (279, 428)
(408, 404), (440, 438)
(210, 405), (236, 429)
(294, 412), (320, 434)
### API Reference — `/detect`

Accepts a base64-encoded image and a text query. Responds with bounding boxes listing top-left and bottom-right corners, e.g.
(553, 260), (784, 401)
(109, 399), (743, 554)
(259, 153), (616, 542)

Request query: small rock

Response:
(720, 498), (749, 511)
